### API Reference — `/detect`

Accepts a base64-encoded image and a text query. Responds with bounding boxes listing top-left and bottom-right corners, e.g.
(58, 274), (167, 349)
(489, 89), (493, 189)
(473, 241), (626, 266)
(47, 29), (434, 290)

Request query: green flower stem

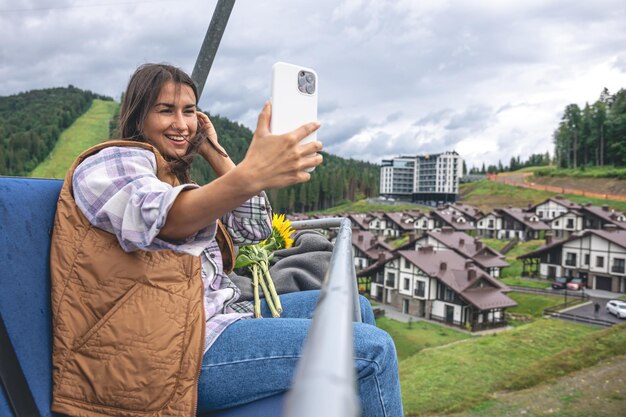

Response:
(258, 270), (280, 318)
(252, 264), (261, 318)
(262, 260), (282, 314)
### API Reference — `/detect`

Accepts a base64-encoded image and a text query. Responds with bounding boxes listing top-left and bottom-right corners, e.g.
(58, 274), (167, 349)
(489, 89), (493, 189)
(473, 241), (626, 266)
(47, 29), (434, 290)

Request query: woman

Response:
(50, 63), (402, 417)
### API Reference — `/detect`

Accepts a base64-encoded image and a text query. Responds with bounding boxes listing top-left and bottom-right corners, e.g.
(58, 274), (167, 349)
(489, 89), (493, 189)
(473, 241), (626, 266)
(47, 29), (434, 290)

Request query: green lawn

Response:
(376, 317), (472, 361)
(499, 240), (544, 279)
(311, 199), (430, 215)
(500, 277), (551, 290)
(506, 292), (567, 318)
(399, 319), (603, 416)
(30, 99), (118, 179)
(480, 238), (508, 252)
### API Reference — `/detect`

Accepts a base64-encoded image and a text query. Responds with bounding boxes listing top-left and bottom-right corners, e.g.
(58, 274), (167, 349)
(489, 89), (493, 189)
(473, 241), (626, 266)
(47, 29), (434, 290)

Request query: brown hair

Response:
(118, 63), (204, 183)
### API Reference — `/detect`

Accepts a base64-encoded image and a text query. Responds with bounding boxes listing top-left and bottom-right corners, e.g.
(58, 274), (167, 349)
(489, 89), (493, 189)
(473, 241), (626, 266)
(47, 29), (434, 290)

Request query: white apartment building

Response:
(380, 151), (463, 204)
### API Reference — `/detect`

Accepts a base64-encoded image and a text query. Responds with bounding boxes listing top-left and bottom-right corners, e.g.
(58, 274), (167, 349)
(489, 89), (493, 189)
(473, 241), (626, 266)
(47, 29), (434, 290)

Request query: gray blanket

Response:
(229, 230), (332, 301)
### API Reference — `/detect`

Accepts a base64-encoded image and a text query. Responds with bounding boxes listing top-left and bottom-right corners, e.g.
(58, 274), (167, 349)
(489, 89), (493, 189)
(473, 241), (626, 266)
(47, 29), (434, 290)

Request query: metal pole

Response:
(191, 0), (236, 98)
(284, 218), (360, 417)
(291, 218), (362, 322)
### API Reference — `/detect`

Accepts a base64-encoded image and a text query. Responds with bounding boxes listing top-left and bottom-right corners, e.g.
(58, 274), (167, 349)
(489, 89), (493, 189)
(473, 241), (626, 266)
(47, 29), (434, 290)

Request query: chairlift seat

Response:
(0, 176), (283, 417)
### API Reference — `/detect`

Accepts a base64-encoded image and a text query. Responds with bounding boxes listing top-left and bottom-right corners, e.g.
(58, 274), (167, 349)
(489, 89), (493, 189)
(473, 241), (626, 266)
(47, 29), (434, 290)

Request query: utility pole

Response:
(191, 0), (236, 99)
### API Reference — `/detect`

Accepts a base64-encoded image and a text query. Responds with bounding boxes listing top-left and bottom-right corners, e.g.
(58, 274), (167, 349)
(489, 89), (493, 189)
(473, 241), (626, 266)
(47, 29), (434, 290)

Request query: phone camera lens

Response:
(305, 73), (314, 83)
(306, 84), (315, 94)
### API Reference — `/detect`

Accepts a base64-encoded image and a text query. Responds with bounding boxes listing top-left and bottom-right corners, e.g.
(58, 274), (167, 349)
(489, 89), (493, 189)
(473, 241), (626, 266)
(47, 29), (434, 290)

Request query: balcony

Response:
(385, 279), (395, 287)
(564, 259), (576, 267)
(611, 265), (625, 274)
(413, 289), (425, 298)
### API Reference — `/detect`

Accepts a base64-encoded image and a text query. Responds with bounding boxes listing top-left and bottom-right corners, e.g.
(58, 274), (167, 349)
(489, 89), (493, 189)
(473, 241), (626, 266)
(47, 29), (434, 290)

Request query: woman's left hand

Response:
(197, 112), (236, 175)
(197, 112), (228, 158)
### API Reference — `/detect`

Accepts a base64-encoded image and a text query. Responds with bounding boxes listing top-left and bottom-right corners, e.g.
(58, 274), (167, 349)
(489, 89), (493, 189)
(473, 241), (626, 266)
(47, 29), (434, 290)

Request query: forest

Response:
(2, 87), (380, 212)
(553, 87), (626, 168)
(0, 87), (111, 176)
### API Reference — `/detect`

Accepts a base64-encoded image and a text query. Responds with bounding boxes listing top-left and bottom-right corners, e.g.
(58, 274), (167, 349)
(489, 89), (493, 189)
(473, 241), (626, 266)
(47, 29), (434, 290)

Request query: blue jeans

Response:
(197, 290), (403, 417)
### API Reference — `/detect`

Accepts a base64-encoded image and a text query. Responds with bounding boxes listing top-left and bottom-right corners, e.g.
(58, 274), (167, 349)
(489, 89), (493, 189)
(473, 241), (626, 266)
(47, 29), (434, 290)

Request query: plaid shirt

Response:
(73, 146), (272, 352)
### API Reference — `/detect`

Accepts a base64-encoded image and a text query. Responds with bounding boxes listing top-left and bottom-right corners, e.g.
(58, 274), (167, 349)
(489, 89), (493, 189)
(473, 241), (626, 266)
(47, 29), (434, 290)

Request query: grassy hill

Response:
(29, 99), (118, 179)
(460, 180), (626, 213)
(388, 319), (626, 416)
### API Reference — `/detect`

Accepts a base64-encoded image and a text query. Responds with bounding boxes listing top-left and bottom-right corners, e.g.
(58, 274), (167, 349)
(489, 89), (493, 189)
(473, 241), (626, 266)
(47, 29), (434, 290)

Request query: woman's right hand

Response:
(239, 101), (323, 191)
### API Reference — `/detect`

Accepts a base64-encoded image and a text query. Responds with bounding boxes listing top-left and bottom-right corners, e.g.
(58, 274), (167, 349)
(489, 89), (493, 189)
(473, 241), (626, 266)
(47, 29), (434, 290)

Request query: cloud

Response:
(1, 0), (626, 169)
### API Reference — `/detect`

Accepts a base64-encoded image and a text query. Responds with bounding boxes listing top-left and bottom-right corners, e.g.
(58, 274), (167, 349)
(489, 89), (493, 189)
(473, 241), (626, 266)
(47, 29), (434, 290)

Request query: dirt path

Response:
(441, 354), (626, 417)
(493, 172), (626, 202)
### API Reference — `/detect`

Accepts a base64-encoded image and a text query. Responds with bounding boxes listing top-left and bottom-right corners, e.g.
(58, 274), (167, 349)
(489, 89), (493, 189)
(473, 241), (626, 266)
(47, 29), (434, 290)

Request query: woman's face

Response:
(143, 81), (198, 158)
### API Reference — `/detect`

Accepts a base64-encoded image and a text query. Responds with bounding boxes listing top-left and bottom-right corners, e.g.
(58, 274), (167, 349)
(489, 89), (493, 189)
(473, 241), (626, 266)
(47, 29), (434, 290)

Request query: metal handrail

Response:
(283, 218), (360, 417)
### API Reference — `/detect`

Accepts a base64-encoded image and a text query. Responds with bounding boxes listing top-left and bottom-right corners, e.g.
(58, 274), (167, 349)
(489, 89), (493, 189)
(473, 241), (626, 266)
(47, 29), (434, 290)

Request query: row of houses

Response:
(291, 196), (626, 243)
(287, 196), (626, 329)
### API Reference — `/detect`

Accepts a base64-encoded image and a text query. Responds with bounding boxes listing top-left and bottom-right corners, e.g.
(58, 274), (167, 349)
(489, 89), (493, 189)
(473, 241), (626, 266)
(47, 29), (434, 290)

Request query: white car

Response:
(606, 300), (626, 319)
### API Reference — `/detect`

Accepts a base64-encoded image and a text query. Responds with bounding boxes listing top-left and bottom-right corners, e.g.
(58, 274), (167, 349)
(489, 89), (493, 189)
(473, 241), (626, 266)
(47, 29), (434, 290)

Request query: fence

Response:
(492, 174), (626, 202)
(508, 285), (590, 300)
(543, 304), (615, 327)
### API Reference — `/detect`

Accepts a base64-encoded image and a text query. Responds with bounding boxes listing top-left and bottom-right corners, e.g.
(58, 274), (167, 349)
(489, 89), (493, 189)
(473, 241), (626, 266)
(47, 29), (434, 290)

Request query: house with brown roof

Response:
(361, 246), (516, 331)
(347, 213), (372, 231)
(476, 211), (502, 238)
(413, 228), (509, 277)
(580, 204), (626, 230)
(383, 212), (418, 238)
(517, 234), (565, 279)
(431, 209), (476, 234)
(350, 229), (390, 271)
(546, 209), (585, 239)
(528, 196), (582, 220)
(444, 202), (484, 223)
(518, 226), (626, 293)
(495, 207), (550, 240)
(412, 211), (436, 233)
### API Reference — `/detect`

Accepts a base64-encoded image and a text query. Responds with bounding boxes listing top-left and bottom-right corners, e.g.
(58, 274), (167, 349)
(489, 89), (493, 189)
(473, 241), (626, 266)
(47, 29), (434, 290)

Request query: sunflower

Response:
(267, 213), (295, 249)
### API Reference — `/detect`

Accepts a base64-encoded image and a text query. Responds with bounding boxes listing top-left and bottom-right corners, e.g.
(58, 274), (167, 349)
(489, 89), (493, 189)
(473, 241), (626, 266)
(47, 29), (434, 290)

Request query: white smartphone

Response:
(270, 62), (319, 167)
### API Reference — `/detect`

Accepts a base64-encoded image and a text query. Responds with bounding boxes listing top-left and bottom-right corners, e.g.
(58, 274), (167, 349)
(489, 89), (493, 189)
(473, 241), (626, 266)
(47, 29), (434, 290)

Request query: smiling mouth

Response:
(165, 134), (188, 143)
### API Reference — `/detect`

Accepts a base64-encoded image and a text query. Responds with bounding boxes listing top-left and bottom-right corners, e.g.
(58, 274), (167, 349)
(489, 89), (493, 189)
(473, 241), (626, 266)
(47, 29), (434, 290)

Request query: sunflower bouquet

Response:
(234, 214), (295, 318)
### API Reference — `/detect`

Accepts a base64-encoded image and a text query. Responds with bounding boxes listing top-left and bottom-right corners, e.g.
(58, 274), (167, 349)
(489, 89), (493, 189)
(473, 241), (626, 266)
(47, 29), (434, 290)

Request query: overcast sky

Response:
(2, 0), (626, 168)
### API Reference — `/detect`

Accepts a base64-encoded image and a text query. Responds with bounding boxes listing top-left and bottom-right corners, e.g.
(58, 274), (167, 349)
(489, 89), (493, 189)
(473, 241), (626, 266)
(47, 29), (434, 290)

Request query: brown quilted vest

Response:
(50, 140), (233, 417)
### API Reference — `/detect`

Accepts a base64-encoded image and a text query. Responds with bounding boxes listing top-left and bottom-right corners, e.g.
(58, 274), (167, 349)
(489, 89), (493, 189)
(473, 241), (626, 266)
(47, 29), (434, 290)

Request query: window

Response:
(443, 287), (455, 302)
(414, 281), (425, 297)
(386, 272), (395, 287)
(596, 256), (604, 268)
(404, 258), (411, 269)
(565, 252), (577, 266)
(403, 278), (410, 290)
(566, 218), (574, 229)
(488, 220), (494, 228)
(584, 254), (590, 265)
(612, 258), (625, 274)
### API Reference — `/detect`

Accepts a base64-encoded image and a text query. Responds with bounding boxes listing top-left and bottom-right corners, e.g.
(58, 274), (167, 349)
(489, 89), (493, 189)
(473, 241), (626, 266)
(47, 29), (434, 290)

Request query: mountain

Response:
(0, 86), (112, 176)
(1, 87), (380, 212)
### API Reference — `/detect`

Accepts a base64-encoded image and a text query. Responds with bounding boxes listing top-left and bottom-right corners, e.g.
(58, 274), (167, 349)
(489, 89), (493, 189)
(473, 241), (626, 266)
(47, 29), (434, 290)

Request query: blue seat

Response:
(0, 176), (282, 417)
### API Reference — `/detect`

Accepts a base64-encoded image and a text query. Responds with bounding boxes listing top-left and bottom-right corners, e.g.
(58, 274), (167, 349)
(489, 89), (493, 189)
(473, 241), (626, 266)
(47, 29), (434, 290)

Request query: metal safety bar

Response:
(283, 218), (361, 417)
